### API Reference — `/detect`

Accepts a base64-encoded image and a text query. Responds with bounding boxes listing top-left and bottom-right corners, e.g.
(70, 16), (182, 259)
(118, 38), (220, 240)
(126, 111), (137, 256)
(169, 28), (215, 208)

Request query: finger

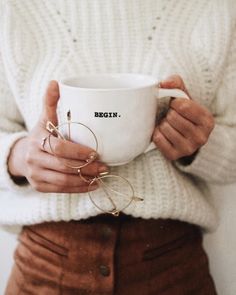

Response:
(34, 168), (94, 187)
(159, 120), (196, 156)
(166, 109), (201, 141)
(34, 151), (109, 176)
(40, 80), (60, 126)
(152, 128), (179, 161)
(166, 109), (208, 146)
(159, 74), (191, 98)
(40, 134), (99, 162)
(170, 98), (210, 126)
(32, 182), (99, 193)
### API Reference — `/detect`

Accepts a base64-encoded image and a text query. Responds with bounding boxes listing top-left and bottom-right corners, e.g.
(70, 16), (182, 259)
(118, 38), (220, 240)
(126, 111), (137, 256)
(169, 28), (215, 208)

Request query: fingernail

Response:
(98, 165), (110, 174)
(160, 77), (174, 85)
(87, 151), (98, 161)
(99, 171), (110, 176)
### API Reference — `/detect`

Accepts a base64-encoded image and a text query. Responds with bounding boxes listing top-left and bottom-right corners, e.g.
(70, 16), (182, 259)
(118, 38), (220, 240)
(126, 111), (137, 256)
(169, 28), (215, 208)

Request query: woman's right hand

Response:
(8, 81), (109, 193)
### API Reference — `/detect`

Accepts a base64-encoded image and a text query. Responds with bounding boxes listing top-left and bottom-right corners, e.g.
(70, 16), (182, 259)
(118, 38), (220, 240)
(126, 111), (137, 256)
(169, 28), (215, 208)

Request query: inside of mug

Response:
(61, 74), (157, 90)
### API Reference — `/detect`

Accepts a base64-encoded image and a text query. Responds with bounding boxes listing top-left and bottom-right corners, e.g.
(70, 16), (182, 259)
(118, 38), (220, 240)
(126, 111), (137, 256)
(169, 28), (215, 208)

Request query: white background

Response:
(0, 183), (236, 295)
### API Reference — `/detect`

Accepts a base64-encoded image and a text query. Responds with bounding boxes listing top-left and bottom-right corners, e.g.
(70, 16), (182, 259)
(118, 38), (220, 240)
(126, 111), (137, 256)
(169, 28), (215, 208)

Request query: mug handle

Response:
(144, 87), (190, 154)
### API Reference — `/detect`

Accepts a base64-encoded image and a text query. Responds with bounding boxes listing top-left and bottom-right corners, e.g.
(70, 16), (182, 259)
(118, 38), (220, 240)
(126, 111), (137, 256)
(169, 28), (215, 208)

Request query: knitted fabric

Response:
(0, 0), (236, 232)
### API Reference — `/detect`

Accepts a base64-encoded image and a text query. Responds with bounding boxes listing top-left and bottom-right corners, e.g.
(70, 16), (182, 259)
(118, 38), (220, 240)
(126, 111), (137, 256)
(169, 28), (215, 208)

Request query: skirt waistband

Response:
(22, 213), (201, 252)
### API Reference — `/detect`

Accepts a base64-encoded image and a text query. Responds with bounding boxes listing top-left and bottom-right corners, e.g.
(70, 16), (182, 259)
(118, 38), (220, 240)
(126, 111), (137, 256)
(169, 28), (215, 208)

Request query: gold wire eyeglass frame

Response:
(45, 111), (143, 216)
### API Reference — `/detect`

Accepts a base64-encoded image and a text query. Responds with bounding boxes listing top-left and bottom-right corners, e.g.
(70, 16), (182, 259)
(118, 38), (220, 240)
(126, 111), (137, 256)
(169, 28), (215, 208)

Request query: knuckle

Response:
(202, 134), (208, 144)
(76, 149), (83, 159)
(183, 144), (195, 156)
(56, 158), (72, 173)
(25, 150), (34, 165)
(153, 131), (162, 144)
(166, 110), (176, 122)
(191, 141), (199, 151)
(53, 141), (63, 155)
(27, 168), (37, 180)
(159, 124), (164, 133)
(32, 182), (42, 192)
(159, 120), (168, 132)
(181, 125), (190, 135)
(45, 81), (59, 100)
(195, 134), (208, 146)
(205, 116), (215, 131)
(59, 163), (67, 173)
(61, 174), (71, 186)
(178, 101), (190, 113)
(58, 161), (70, 173)
(47, 88), (58, 100)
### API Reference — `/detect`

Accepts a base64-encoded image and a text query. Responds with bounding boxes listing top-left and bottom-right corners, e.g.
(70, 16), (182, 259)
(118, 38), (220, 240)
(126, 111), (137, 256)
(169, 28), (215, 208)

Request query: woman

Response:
(1, 0), (236, 294)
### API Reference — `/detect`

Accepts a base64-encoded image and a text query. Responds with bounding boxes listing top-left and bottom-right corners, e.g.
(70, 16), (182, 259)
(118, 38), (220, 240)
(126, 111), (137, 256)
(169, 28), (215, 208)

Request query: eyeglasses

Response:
(46, 111), (143, 216)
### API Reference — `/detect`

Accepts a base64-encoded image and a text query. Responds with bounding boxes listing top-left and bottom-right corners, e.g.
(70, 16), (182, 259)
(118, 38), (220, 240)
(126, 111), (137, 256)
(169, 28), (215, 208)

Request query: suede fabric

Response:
(5, 213), (217, 294)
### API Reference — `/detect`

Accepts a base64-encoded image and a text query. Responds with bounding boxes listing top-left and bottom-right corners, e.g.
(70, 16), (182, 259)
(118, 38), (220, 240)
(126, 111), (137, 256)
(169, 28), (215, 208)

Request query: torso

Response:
(1, 0), (235, 130)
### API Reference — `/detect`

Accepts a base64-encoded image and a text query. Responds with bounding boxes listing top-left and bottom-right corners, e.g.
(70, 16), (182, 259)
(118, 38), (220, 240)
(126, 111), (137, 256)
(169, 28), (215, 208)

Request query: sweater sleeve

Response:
(0, 51), (30, 191)
(175, 26), (236, 185)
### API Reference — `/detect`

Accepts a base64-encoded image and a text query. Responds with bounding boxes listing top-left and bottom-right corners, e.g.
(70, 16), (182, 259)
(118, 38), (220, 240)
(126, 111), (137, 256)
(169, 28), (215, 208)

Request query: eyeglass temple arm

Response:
(98, 177), (143, 201)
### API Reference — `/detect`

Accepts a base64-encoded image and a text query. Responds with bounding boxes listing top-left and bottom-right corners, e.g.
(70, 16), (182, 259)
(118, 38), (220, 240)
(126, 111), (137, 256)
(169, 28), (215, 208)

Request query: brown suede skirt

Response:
(5, 213), (217, 295)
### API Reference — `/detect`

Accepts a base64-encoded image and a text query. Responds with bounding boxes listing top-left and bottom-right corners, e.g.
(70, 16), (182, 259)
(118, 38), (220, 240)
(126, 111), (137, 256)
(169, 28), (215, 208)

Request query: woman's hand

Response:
(152, 75), (215, 161)
(8, 81), (109, 193)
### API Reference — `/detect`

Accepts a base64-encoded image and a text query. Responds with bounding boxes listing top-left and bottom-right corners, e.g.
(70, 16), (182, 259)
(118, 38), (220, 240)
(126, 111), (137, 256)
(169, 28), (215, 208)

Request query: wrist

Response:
(7, 136), (28, 178)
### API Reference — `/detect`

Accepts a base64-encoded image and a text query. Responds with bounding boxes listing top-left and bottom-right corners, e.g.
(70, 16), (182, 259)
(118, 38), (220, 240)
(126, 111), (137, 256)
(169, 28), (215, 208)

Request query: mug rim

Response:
(59, 73), (158, 91)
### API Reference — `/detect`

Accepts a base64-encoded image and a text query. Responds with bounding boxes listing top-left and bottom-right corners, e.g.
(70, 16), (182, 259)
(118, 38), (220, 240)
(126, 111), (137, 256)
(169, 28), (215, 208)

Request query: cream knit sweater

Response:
(0, 0), (236, 232)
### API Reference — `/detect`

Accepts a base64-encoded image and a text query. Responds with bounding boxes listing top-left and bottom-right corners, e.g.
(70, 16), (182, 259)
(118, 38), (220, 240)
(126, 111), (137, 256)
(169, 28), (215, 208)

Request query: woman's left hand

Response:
(152, 75), (215, 161)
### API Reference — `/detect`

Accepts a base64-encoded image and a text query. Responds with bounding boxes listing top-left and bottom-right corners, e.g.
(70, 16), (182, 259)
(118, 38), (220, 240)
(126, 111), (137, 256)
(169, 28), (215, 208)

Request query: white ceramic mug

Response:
(58, 73), (189, 166)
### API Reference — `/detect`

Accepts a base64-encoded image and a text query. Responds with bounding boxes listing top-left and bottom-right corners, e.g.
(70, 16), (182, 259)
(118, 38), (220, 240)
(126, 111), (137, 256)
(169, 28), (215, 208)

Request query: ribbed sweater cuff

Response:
(0, 131), (31, 192)
(175, 124), (235, 183)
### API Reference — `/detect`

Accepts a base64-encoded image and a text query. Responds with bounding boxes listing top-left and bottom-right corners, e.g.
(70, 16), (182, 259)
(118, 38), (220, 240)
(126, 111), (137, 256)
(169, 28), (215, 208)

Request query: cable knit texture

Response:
(0, 0), (236, 232)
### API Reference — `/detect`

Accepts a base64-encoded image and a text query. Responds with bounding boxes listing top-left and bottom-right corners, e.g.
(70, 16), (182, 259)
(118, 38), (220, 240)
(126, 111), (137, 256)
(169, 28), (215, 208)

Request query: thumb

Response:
(159, 75), (191, 98)
(40, 80), (60, 125)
